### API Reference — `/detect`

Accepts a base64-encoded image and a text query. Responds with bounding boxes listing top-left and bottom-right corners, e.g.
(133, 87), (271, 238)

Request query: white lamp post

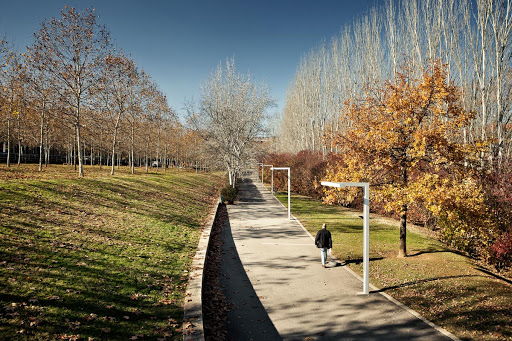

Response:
(271, 166), (274, 194)
(321, 181), (370, 295)
(273, 167), (291, 220)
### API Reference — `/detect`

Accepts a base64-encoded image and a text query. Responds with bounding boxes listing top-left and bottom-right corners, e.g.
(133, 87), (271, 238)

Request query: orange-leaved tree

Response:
(324, 61), (478, 257)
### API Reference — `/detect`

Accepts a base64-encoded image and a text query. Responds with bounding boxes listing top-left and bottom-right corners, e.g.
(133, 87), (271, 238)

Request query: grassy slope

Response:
(0, 165), (224, 340)
(275, 192), (512, 341)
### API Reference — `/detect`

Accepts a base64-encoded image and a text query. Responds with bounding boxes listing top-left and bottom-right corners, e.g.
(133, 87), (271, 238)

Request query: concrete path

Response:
(222, 173), (458, 341)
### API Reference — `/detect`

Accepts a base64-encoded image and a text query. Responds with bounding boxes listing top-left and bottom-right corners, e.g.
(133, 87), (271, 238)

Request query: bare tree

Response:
(386, 0), (399, 76)
(0, 44), (26, 167)
(31, 7), (111, 176)
(468, 0), (493, 164)
(279, 0), (512, 166)
(2, 7), (186, 172)
(403, 0), (425, 72)
(25, 45), (57, 171)
(0, 39), (7, 164)
(97, 52), (137, 175)
(490, 0), (512, 162)
(187, 58), (274, 186)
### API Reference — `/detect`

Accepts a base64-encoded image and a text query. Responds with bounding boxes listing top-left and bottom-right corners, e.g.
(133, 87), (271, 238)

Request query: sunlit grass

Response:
(0, 164), (224, 340)
(276, 192), (512, 341)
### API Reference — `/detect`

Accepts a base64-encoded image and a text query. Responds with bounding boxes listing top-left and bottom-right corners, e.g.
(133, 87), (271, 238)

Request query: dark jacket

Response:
(315, 228), (332, 249)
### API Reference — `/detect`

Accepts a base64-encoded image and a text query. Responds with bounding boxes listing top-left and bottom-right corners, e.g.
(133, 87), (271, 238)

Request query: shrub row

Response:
(260, 151), (326, 199)
(259, 151), (512, 272)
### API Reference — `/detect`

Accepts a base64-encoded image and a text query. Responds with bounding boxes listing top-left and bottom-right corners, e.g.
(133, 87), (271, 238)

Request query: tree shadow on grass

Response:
(372, 274), (481, 293)
(408, 248), (465, 257)
(475, 266), (512, 285)
(344, 257), (384, 265)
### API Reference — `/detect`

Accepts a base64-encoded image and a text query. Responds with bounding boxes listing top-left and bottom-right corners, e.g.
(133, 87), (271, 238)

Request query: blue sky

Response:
(0, 0), (377, 120)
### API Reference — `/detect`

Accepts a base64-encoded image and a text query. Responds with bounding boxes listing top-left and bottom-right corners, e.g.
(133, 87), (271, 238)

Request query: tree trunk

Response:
(17, 114), (21, 165)
(398, 163), (408, 257)
(110, 136), (116, 175)
(164, 143), (167, 172)
(128, 149), (132, 172)
(44, 122), (49, 167)
(73, 129), (76, 169)
(156, 125), (161, 172)
(44, 124), (50, 166)
(76, 122), (84, 177)
(7, 117), (11, 167)
(398, 204), (408, 257)
(17, 141), (21, 165)
(99, 128), (103, 170)
(110, 113), (121, 176)
(145, 137), (149, 173)
(130, 123), (135, 174)
(39, 104), (45, 171)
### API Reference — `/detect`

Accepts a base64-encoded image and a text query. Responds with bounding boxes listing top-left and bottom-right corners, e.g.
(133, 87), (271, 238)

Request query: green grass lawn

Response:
(0, 164), (224, 340)
(275, 192), (512, 341)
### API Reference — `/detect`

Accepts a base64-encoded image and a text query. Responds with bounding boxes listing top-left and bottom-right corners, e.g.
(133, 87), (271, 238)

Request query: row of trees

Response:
(279, 0), (512, 163)
(274, 0), (512, 268)
(0, 7), (206, 176)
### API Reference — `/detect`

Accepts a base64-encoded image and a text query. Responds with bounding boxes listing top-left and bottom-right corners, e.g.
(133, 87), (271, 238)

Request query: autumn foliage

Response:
(324, 61), (481, 257)
(482, 159), (512, 270)
(268, 60), (512, 271)
(1, 7), (204, 177)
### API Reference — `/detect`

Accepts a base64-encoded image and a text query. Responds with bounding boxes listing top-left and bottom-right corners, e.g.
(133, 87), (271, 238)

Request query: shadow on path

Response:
(219, 207), (281, 341)
(237, 177), (265, 203)
(202, 203), (281, 341)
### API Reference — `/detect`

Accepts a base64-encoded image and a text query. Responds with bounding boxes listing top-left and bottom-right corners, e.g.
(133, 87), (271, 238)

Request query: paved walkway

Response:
(220, 172), (458, 341)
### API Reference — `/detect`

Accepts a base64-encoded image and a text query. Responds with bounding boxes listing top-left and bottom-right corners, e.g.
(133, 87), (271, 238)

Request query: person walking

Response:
(315, 223), (332, 268)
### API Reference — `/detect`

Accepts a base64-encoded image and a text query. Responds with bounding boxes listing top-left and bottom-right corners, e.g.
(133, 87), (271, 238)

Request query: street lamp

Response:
(321, 181), (370, 295)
